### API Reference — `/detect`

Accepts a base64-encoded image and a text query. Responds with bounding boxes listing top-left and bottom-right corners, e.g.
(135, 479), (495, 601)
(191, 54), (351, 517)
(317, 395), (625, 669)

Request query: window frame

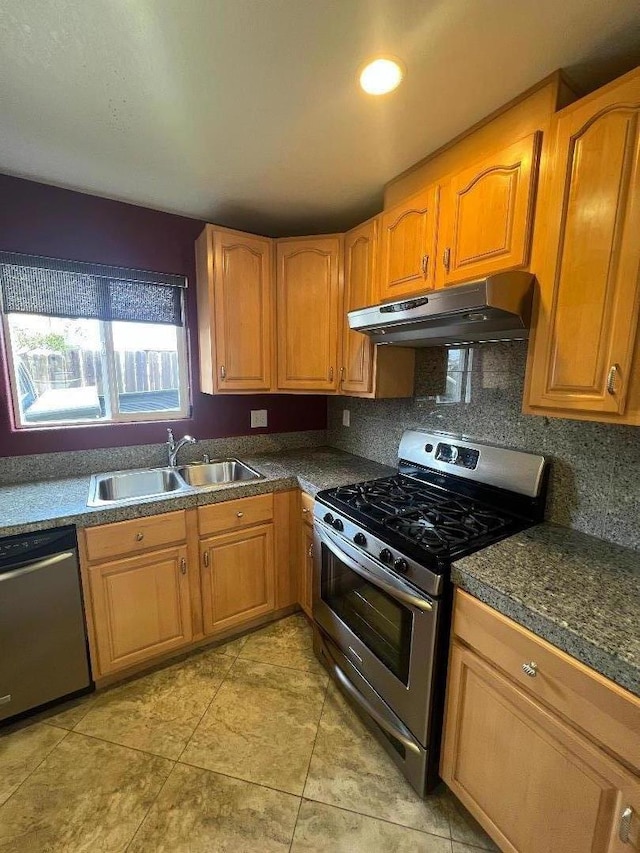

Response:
(2, 310), (191, 430)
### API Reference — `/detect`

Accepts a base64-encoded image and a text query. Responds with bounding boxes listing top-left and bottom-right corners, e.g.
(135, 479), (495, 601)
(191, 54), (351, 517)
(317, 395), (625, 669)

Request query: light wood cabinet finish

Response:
(342, 219), (377, 394)
(453, 590), (640, 773)
(526, 69), (640, 421)
(442, 640), (640, 853)
(341, 218), (416, 398)
(435, 133), (540, 288)
(88, 545), (192, 676)
(195, 225), (273, 393)
(200, 523), (275, 635)
(84, 510), (187, 562)
(377, 185), (437, 302)
(298, 491), (314, 619)
(276, 235), (342, 392)
(197, 493), (273, 537)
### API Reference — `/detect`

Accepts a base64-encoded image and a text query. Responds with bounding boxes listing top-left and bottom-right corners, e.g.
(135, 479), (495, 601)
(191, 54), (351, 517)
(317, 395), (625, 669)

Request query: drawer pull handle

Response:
(522, 661), (538, 678)
(136, 532), (144, 542)
(619, 806), (633, 844)
(421, 253), (429, 276)
(220, 365), (226, 380)
(180, 557), (187, 576)
(236, 511), (244, 518)
(203, 551), (209, 568)
(308, 544), (314, 558)
(443, 247), (451, 272)
(302, 507), (310, 514)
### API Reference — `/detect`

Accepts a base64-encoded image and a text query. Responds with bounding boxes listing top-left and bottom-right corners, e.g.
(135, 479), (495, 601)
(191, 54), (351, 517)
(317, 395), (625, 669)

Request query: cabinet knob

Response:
(606, 363), (619, 395)
(136, 532), (144, 542)
(442, 247), (451, 272)
(220, 365), (226, 380)
(522, 661), (538, 678)
(619, 806), (633, 844)
(236, 511), (244, 518)
(302, 507), (310, 514)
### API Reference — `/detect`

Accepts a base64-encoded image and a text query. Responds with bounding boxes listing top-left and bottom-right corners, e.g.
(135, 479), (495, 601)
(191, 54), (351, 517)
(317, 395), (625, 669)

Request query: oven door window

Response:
(321, 544), (413, 685)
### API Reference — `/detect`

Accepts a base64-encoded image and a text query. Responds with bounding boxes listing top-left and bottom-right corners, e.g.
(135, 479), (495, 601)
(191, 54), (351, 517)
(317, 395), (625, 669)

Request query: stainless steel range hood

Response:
(348, 271), (535, 347)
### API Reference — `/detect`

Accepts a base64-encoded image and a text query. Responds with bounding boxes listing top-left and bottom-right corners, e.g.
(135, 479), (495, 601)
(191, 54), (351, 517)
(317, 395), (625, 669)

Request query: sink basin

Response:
(88, 468), (187, 506)
(178, 459), (263, 487)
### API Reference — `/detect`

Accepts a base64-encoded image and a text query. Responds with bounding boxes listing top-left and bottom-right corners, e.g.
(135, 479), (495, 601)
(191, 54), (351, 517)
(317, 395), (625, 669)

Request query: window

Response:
(0, 252), (190, 428)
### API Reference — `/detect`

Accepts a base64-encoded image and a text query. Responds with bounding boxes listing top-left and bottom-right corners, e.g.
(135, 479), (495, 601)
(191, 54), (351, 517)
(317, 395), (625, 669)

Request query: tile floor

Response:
(0, 613), (498, 852)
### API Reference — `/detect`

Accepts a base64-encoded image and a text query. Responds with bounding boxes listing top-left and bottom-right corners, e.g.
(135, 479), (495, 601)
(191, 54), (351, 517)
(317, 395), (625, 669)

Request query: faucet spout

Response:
(167, 429), (197, 467)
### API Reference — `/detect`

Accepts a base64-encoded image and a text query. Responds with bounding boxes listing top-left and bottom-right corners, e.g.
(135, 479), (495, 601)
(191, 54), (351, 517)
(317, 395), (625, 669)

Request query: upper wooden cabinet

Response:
(342, 219), (377, 394)
(435, 133), (541, 288)
(526, 69), (640, 422)
(276, 235), (342, 392)
(377, 185), (437, 302)
(195, 225), (273, 393)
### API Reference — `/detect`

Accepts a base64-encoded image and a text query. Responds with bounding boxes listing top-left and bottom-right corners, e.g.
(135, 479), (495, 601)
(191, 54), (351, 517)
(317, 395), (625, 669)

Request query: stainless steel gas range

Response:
(312, 429), (548, 795)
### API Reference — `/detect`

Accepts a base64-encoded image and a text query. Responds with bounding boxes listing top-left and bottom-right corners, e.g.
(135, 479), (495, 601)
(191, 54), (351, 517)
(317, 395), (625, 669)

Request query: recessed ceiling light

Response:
(359, 57), (405, 96)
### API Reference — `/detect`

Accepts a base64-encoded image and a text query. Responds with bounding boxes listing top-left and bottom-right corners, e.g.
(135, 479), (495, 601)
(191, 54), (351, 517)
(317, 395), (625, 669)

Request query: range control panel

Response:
(434, 442), (480, 471)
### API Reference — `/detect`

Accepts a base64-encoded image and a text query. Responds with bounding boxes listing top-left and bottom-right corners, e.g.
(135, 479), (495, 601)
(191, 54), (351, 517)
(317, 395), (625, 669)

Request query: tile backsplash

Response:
(328, 342), (640, 551)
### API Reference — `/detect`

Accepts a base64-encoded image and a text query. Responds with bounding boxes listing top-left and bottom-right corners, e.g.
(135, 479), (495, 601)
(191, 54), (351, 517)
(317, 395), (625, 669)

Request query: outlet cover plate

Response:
(251, 409), (268, 428)
(342, 409), (351, 427)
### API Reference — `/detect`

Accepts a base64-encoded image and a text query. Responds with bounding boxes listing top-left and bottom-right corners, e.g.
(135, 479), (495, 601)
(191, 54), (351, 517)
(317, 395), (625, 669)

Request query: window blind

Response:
(0, 252), (187, 326)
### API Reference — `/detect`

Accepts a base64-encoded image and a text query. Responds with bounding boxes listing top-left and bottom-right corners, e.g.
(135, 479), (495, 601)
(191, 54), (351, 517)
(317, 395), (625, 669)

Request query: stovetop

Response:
(316, 473), (530, 573)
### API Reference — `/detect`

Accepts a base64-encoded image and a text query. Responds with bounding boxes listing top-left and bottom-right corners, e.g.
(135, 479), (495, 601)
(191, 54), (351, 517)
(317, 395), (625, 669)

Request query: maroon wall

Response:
(0, 174), (326, 457)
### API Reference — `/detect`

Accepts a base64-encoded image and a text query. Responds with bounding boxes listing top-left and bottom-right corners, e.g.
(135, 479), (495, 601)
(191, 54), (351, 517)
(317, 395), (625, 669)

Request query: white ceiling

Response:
(1, 0), (639, 236)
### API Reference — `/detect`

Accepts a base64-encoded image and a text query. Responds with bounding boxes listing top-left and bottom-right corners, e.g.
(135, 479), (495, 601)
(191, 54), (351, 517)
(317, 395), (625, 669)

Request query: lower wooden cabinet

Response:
(87, 545), (192, 677)
(200, 523), (275, 635)
(441, 592), (640, 853)
(298, 491), (314, 618)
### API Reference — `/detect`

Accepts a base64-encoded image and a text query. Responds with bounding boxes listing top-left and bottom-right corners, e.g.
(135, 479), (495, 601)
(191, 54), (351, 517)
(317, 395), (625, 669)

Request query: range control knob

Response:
(353, 532), (367, 546)
(394, 558), (409, 574)
(323, 513), (334, 525)
(379, 548), (393, 564)
(332, 518), (344, 532)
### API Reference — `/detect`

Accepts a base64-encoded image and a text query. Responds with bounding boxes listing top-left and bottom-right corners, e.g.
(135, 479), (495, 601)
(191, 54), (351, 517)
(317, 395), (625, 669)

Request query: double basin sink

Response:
(88, 459), (263, 507)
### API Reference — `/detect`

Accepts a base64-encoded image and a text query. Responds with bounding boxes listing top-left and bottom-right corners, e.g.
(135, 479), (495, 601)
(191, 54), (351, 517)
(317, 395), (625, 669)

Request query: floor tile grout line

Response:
(289, 674), (331, 851)
(236, 651), (325, 676)
(175, 756), (306, 799)
(0, 727), (73, 814)
(123, 759), (179, 853)
(174, 656), (236, 764)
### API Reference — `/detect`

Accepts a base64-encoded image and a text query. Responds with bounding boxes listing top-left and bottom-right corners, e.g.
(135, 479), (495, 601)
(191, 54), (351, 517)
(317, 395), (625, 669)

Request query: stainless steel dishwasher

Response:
(0, 526), (92, 723)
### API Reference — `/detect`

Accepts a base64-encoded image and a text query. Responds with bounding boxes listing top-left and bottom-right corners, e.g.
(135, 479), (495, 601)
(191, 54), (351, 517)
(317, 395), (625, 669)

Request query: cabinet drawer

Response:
(84, 510), (187, 562)
(198, 493), (274, 536)
(300, 491), (314, 524)
(453, 590), (640, 771)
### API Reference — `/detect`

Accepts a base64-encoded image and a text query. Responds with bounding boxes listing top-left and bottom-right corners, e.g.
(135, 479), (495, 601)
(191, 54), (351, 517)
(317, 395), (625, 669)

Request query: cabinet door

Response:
(213, 228), (273, 391)
(436, 133), (540, 288)
(378, 185), (437, 301)
(201, 523), (275, 635)
(441, 641), (640, 853)
(276, 236), (342, 391)
(342, 219), (377, 394)
(299, 522), (314, 619)
(527, 72), (640, 416)
(88, 546), (192, 676)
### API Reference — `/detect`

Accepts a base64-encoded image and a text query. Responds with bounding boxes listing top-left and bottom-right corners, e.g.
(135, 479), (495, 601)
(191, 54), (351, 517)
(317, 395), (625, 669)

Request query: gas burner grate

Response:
(331, 475), (511, 555)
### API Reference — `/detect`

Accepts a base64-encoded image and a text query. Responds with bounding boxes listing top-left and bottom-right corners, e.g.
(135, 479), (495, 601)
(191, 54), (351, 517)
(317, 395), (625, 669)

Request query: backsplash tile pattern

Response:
(0, 430), (327, 487)
(328, 342), (639, 551)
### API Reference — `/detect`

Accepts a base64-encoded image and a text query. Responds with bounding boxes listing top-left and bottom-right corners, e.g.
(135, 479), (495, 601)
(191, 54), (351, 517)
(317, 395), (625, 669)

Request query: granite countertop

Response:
(452, 523), (640, 696)
(0, 446), (394, 537)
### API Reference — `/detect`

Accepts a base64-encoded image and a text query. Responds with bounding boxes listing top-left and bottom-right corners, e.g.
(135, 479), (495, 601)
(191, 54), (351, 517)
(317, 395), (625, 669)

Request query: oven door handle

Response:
(317, 526), (433, 613)
(321, 638), (422, 756)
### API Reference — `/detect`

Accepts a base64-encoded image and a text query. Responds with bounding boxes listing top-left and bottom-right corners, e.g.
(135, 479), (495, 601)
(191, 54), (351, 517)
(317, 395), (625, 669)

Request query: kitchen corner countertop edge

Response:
(0, 446), (394, 537)
(452, 523), (640, 697)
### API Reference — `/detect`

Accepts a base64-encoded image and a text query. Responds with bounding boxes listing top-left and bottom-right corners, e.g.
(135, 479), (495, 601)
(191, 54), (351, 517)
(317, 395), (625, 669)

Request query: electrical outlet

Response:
(250, 409), (268, 428)
(342, 409), (351, 427)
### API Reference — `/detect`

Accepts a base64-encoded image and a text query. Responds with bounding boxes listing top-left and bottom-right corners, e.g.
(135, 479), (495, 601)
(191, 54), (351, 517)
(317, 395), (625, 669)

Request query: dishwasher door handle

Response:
(0, 552), (77, 582)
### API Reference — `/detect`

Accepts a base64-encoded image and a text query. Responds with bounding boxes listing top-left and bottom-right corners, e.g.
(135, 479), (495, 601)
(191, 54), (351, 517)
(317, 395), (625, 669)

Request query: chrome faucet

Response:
(166, 429), (197, 467)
